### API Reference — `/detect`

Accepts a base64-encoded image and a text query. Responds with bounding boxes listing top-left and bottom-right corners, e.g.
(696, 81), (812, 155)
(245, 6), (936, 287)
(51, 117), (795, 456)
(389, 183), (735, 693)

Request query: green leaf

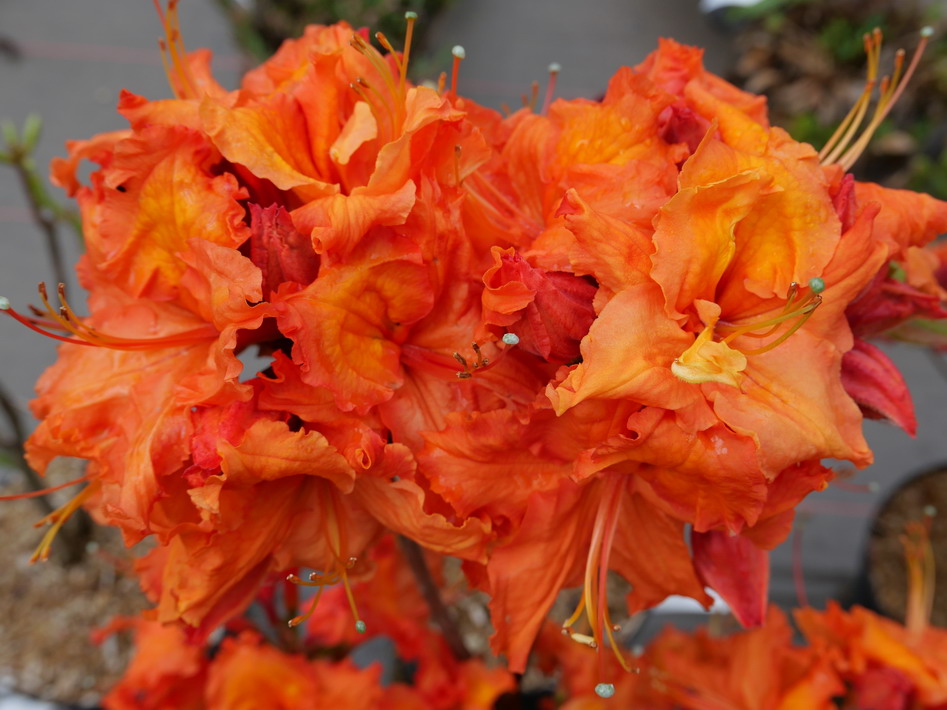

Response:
(21, 113), (42, 152)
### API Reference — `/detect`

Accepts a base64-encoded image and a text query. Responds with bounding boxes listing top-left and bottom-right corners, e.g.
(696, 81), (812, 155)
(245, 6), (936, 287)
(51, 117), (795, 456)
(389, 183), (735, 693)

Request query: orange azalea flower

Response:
(101, 616), (390, 710)
(99, 616), (207, 710)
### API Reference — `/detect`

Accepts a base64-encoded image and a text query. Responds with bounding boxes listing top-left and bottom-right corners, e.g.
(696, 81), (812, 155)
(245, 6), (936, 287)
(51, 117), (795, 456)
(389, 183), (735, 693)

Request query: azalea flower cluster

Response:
(8, 1), (947, 700)
(101, 529), (947, 710)
(99, 537), (518, 710)
(539, 603), (947, 709)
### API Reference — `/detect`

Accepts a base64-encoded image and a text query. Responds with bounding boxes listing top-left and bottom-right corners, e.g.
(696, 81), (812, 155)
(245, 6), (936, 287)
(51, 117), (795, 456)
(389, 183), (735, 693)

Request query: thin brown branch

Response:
(0, 382), (53, 516)
(10, 159), (68, 288)
(398, 535), (471, 661)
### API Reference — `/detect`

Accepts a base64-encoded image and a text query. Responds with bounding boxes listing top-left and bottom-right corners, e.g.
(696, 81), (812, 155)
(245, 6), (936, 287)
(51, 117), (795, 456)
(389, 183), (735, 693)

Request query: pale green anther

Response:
(921, 26), (934, 38)
(0, 297), (9, 310)
(808, 277), (825, 294)
(502, 332), (520, 346)
(452, 45), (466, 59)
(594, 683), (616, 699)
(405, 11), (418, 19)
(355, 620), (367, 633)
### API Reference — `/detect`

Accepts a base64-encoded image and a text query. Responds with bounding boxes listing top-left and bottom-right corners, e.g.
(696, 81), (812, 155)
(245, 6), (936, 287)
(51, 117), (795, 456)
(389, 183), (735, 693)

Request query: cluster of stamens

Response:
(285, 556), (366, 633)
(820, 26), (933, 171)
(0, 282), (214, 350)
(453, 333), (519, 379)
(346, 12), (420, 144)
(715, 277), (825, 357)
(284, 481), (367, 634)
(561, 475), (636, 698)
(152, 0), (199, 101)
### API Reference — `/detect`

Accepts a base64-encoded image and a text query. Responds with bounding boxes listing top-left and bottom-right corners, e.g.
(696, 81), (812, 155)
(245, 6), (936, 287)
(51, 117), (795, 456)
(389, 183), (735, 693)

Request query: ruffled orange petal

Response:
(217, 418), (355, 493)
(81, 125), (251, 299)
(200, 92), (339, 195)
(548, 282), (698, 415)
(419, 409), (571, 523)
(275, 237), (433, 412)
(611, 486), (711, 615)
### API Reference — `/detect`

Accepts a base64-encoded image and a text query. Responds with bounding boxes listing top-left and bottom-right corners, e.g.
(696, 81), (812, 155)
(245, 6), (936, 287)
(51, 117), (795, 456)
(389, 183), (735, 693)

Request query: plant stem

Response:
(10, 159), (68, 288)
(0, 382), (53, 516)
(398, 535), (471, 661)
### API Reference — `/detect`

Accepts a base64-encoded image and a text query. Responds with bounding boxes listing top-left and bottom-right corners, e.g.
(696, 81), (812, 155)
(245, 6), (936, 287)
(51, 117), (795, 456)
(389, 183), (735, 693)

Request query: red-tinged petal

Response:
(291, 180), (417, 262)
(249, 203), (319, 297)
(741, 460), (834, 551)
(657, 103), (712, 154)
(419, 409), (571, 524)
(217, 418), (355, 493)
(830, 171), (859, 232)
(557, 189), (654, 296)
(200, 93), (338, 194)
(849, 667), (915, 710)
(275, 238), (433, 412)
(692, 529), (769, 628)
(841, 339), (917, 435)
(480, 247), (596, 361)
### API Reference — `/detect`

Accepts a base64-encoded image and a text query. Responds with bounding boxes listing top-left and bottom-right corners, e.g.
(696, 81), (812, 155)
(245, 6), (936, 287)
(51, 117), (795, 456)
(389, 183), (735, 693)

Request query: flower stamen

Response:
(2, 283), (216, 350)
(541, 62), (561, 116)
(30, 481), (99, 563)
(673, 279), (824, 385)
(562, 475), (634, 683)
(821, 27), (934, 171)
(450, 45), (466, 98)
(901, 511), (936, 637)
(287, 482), (366, 634)
(152, 0), (198, 100)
